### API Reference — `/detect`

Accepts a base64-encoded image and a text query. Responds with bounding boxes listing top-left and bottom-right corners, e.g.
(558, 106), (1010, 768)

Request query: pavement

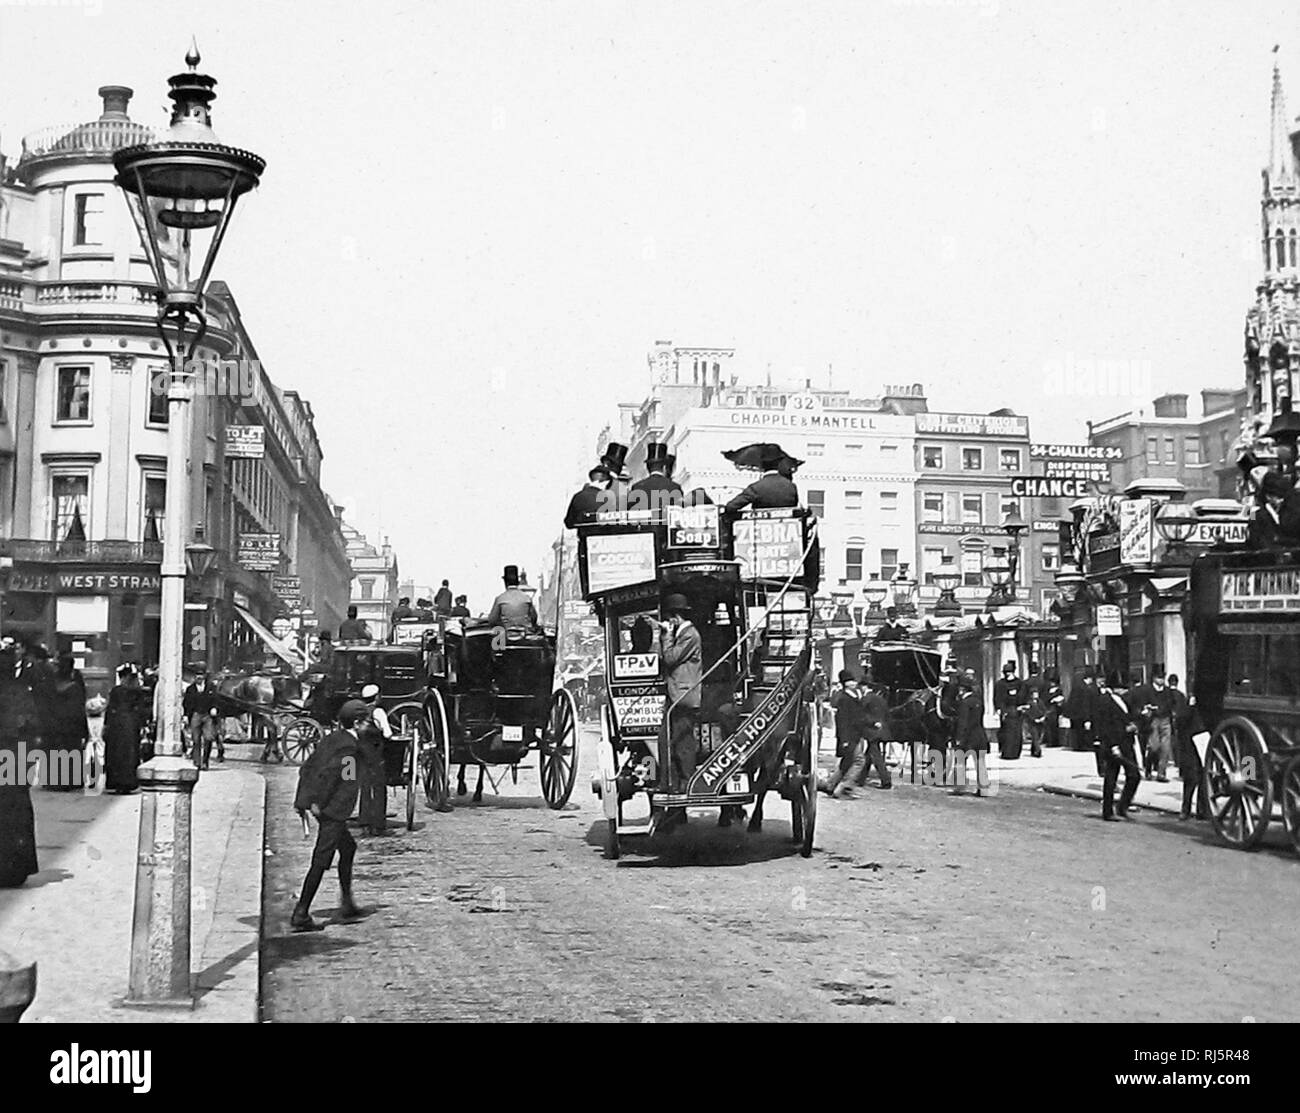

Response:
(883, 742), (1192, 815)
(0, 754), (265, 1023)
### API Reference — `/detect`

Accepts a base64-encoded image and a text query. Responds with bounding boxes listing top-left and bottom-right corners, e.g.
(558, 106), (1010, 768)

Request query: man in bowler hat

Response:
(292, 699), (370, 931)
(659, 593), (702, 805)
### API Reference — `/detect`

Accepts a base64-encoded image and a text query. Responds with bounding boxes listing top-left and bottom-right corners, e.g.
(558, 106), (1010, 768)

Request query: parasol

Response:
(722, 442), (803, 471)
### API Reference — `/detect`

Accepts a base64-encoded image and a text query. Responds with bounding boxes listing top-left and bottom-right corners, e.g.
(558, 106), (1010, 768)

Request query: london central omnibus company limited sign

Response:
(1220, 567), (1300, 612)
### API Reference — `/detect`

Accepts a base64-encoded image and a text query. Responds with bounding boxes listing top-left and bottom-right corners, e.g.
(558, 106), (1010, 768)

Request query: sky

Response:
(0, 0), (1295, 608)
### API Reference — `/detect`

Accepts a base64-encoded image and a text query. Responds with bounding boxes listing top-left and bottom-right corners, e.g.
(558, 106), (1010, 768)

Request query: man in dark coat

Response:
(994, 661), (1028, 760)
(337, 606), (372, 643)
(1096, 677), (1142, 821)
(629, 442), (684, 513)
(874, 607), (909, 644)
(1062, 666), (1102, 772)
(487, 565), (539, 632)
(724, 446), (800, 513)
(0, 638), (39, 887)
(104, 664), (147, 793)
(390, 597), (415, 624)
(291, 699), (369, 931)
(37, 654), (88, 791)
(1167, 674), (1208, 821)
(952, 671), (988, 795)
(434, 581), (453, 616)
(450, 595), (471, 618)
(852, 674), (895, 790)
(564, 465), (612, 528)
(822, 671), (870, 796)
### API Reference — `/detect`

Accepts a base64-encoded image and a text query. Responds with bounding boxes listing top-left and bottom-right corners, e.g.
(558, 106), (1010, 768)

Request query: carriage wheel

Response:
(798, 714), (817, 858)
(1280, 755), (1300, 856)
(390, 702), (427, 831)
(606, 818), (621, 860)
(421, 689), (451, 812)
(281, 717), (323, 765)
(1203, 716), (1273, 850)
(540, 688), (579, 809)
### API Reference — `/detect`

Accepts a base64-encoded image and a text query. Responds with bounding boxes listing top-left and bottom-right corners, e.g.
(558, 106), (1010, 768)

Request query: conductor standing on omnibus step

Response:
(659, 593), (702, 792)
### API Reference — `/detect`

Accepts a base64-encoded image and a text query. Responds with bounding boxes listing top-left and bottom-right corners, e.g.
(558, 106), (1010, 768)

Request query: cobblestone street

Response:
(260, 733), (1300, 1023)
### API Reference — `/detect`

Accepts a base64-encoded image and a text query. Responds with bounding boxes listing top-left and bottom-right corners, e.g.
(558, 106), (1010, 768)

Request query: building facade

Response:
(0, 85), (350, 690)
(342, 521), (398, 643)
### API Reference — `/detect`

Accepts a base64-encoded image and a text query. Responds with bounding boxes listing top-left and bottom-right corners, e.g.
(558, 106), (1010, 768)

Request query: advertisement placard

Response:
(238, 533), (280, 571)
(225, 425), (265, 458)
(733, 517), (804, 579)
(585, 532), (657, 594)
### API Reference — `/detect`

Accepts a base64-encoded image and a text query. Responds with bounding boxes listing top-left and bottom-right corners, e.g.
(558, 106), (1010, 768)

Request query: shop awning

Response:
(234, 605), (304, 670)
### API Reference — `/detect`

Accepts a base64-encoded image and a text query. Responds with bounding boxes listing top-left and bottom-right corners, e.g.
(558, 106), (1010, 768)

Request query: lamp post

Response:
(862, 574), (888, 626)
(983, 553), (1012, 611)
(1000, 507), (1027, 603)
(830, 582), (855, 629)
(114, 46), (264, 1008)
(932, 555), (963, 618)
(892, 561), (918, 618)
(1155, 501), (1197, 559)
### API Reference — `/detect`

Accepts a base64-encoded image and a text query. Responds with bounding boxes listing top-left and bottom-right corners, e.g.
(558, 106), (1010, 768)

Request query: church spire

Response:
(1269, 46), (1296, 186)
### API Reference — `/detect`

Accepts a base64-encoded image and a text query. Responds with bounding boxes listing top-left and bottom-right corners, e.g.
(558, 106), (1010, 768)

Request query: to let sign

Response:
(1096, 604), (1123, 636)
(225, 425), (265, 458)
(238, 533), (280, 571)
(1010, 476), (1093, 499)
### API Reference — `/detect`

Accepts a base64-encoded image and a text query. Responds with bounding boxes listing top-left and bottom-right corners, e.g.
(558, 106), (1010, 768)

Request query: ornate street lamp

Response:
(932, 555), (963, 618)
(814, 593), (837, 626)
(830, 582), (855, 628)
(983, 552), (1013, 611)
(891, 560), (918, 618)
(114, 46), (264, 1008)
(1000, 507), (1027, 603)
(862, 574), (889, 625)
(1053, 558), (1085, 606)
(1155, 501), (1197, 558)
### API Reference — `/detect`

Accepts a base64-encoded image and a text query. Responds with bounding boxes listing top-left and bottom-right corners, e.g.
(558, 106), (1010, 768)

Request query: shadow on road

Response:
(583, 816), (806, 867)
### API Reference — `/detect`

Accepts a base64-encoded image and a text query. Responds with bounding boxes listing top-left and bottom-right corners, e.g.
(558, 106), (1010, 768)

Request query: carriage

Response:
(577, 503), (821, 860)
(405, 615), (579, 811)
(861, 641), (945, 778)
(304, 640), (434, 829)
(1188, 547), (1300, 854)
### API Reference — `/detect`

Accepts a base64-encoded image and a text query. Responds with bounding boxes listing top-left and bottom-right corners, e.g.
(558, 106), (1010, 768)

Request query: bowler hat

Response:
(338, 699), (370, 726)
(502, 565), (520, 585)
(662, 592), (691, 615)
(1262, 471), (1294, 497)
(837, 668), (857, 685)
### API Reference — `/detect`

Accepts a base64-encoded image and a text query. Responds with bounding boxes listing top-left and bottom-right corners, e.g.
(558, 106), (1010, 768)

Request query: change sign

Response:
(1010, 476), (1093, 499)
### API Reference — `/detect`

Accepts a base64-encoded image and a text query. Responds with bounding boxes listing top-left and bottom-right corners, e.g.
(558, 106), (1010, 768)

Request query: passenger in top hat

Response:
(873, 606), (909, 644)
(487, 565), (539, 633)
(564, 462), (612, 528)
(629, 442), (684, 513)
(724, 444), (800, 513)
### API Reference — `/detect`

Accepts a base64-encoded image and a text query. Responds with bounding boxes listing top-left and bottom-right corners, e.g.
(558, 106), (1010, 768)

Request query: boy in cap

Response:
(291, 699), (369, 931)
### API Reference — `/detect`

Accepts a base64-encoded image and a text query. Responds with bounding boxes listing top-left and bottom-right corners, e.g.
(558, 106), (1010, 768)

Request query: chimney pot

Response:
(98, 85), (133, 120)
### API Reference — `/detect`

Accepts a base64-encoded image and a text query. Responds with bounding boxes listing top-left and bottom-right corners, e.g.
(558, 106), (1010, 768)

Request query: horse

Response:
(215, 670), (308, 757)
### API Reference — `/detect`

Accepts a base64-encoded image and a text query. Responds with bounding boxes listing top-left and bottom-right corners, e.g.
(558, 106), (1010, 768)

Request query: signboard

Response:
(1188, 521), (1248, 547)
(668, 504), (719, 548)
(1221, 567), (1300, 613)
(1096, 603), (1123, 636)
(271, 575), (301, 596)
(613, 652), (659, 679)
(917, 413), (1029, 436)
(1043, 459), (1111, 482)
(1030, 444), (1122, 461)
(392, 622), (437, 645)
(611, 686), (664, 732)
(238, 533), (280, 571)
(1032, 520), (1062, 532)
(919, 523), (1004, 536)
(585, 532), (657, 594)
(1119, 498), (1154, 565)
(1010, 476), (1093, 499)
(271, 617), (294, 640)
(55, 568), (161, 595)
(562, 600), (592, 620)
(225, 424), (265, 458)
(733, 517), (804, 579)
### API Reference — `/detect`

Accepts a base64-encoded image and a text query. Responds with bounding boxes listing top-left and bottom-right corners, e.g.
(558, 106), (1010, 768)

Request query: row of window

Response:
(805, 488), (1028, 525)
(923, 445), (1023, 472)
(1145, 434), (1201, 466)
(804, 442), (900, 457)
(827, 541), (1062, 590)
(49, 471), (166, 543)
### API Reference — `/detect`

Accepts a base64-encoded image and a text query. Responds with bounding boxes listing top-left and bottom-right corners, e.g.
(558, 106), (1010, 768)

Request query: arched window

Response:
(1276, 230), (1287, 270)
(1289, 230), (1297, 268)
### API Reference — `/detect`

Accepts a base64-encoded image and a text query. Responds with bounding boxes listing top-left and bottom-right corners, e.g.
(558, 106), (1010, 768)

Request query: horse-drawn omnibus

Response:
(1188, 548), (1300, 854)
(577, 503), (821, 860)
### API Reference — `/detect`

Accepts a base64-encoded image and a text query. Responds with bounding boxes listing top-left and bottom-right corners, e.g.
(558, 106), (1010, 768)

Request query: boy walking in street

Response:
(291, 700), (370, 931)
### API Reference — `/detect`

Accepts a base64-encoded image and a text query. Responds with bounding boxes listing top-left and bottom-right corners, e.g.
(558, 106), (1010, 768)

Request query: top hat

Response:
(503, 565), (520, 585)
(665, 453), (676, 477)
(645, 442), (672, 470)
(600, 442), (631, 481)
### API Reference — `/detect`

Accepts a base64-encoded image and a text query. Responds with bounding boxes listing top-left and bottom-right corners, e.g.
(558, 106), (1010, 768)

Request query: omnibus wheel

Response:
(799, 715), (817, 858)
(1203, 716), (1273, 850)
(1281, 755), (1300, 856)
(422, 689), (451, 812)
(281, 717), (322, 765)
(606, 818), (621, 860)
(540, 688), (579, 809)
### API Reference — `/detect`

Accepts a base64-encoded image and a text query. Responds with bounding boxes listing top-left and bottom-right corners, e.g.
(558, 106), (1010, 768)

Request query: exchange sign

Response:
(1009, 476), (1093, 499)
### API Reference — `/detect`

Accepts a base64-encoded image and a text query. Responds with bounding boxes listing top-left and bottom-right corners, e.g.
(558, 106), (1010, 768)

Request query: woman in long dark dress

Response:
(103, 666), (146, 794)
(0, 640), (40, 887)
(37, 655), (88, 792)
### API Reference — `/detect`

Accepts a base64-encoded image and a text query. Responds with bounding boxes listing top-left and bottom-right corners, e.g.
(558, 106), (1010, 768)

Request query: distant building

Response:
(342, 522), (398, 642)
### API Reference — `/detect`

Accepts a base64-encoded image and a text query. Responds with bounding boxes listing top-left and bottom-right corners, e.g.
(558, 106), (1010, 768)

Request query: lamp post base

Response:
(124, 755), (199, 1009)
